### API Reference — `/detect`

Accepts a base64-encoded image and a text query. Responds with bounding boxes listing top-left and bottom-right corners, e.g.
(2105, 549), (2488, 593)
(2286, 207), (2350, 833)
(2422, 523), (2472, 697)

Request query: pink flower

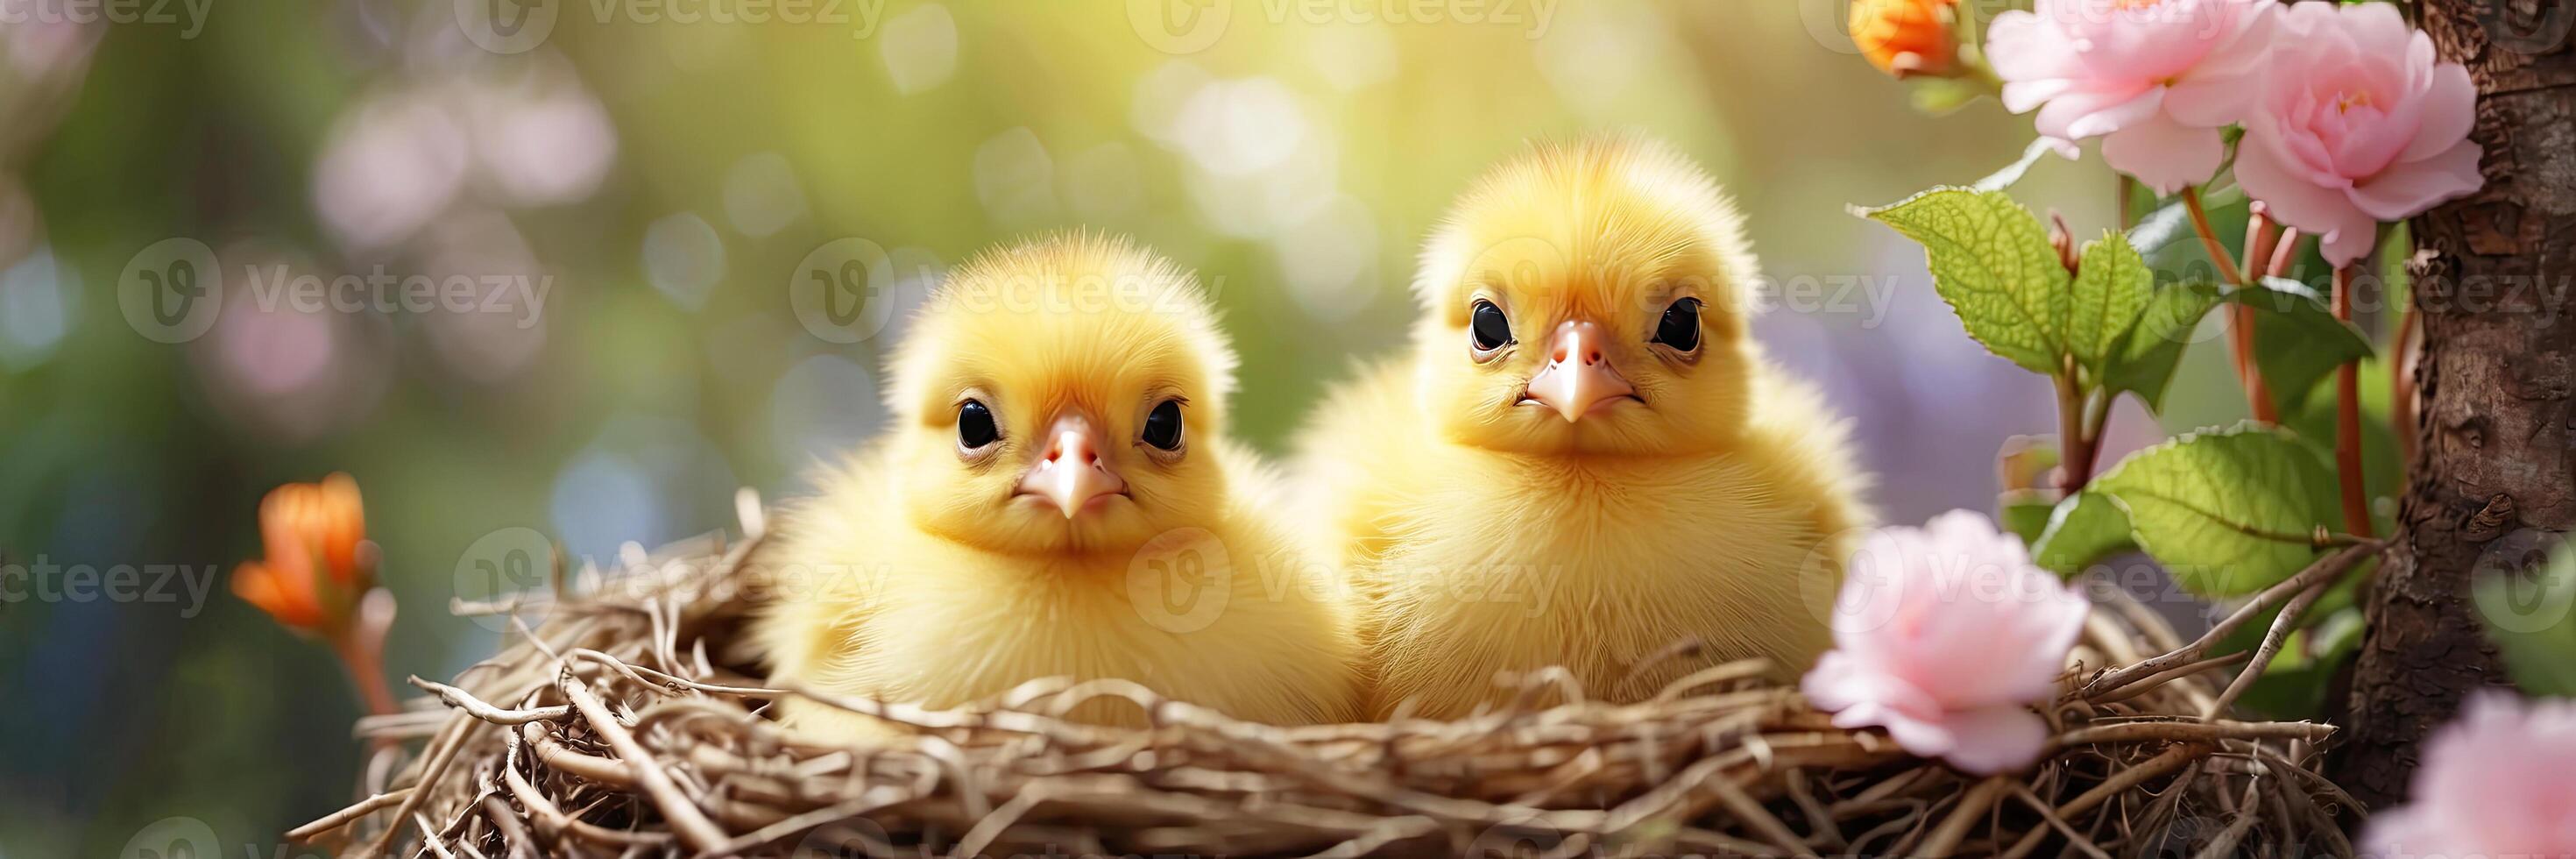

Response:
(2234, 1), (2483, 268)
(2362, 692), (2576, 856)
(1985, 0), (2275, 194)
(1801, 510), (2090, 774)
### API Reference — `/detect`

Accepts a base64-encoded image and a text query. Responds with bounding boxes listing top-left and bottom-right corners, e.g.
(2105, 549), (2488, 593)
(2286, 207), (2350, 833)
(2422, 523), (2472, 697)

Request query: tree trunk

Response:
(2334, 0), (2576, 810)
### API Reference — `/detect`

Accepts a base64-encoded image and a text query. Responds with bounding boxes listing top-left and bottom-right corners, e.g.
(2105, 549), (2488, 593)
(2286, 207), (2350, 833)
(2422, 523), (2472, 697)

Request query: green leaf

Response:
(2029, 491), (2136, 576)
(1858, 188), (2071, 375)
(2250, 276), (2377, 416)
(1999, 488), (2060, 547)
(2126, 199), (2195, 257)
(2380, 221), (2414, 316)
(2127, 184), (2244, 259)
(2476, 540), (2576, 698)
(1971, 138), (2060, 194)
(2103, 280), (2226, 410)
(2102, 276), (2374, 415)
(2089, 423), (2342, 596)
(2068, 231), (2153, 374)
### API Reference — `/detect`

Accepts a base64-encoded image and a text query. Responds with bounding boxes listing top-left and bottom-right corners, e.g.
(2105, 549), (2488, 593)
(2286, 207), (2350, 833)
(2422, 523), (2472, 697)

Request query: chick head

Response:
(1411, 134), (1760, 458)
(883, 234), (1237, 556)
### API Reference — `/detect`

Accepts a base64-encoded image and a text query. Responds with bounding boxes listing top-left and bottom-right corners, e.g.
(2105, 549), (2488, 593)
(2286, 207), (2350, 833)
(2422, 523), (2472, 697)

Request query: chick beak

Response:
(1016, 416), (1127, 519)
(1521, 319), (1638, 422)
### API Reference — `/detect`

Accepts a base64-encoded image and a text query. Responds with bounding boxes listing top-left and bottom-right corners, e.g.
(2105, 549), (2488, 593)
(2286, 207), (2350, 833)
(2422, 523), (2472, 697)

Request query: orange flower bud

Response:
(1851, 0), (1958, 79)
(232, 472), (372, 633)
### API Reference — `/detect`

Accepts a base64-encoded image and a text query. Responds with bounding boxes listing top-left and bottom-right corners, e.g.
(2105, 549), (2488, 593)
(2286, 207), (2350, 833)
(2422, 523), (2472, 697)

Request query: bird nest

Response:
(295, 500), (2364, 858)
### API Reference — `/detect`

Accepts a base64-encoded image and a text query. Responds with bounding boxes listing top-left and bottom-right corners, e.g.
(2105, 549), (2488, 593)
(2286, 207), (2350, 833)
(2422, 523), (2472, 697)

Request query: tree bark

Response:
(2334, 0), (2576, 810)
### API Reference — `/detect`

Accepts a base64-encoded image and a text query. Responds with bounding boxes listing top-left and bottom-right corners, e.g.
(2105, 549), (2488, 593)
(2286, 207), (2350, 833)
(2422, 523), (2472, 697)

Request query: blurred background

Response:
(0, 0), (2233, 853)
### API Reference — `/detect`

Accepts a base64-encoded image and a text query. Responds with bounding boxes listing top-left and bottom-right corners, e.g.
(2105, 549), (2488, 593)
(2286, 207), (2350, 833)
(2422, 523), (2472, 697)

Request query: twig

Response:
(2191, 778), (2268, 859)
(287, 788), (413, 841)
(558, 674), (731, 853)
(2011, 783), (2110, 859)
(407, 676), (570, 725)
(2000, 743), (2208, 859)
(2081, 541), (2382, 699)
(1914, 776), (2008, 858)
(2054, 720), (2334, 746)
(353, 711), (478, 859)
(2086, 652), (2248, 706)
(2203, 579), (2332, 721)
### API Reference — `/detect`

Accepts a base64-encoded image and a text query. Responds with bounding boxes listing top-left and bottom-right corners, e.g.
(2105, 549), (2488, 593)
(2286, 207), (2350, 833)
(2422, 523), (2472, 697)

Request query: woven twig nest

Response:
(297, 501), (2361, 857)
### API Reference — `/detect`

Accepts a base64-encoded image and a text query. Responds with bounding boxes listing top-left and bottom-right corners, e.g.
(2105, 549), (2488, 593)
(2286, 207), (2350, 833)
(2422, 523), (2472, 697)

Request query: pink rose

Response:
(1801, 510), (2090, 774)
(2234, 1), (2483, 268)
(2363, 692), (2576, 856)
(1986, 0), (2275, 194)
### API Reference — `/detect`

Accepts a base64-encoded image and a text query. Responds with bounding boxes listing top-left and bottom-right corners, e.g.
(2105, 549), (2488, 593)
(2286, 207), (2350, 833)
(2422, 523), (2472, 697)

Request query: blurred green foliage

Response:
(0, 2), (2200, 854)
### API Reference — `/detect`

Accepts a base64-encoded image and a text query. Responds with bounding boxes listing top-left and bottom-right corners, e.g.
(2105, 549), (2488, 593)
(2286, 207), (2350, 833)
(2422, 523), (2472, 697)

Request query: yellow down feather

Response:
(1295, 135), (1872, 720)
(754, 234), (1361, 739)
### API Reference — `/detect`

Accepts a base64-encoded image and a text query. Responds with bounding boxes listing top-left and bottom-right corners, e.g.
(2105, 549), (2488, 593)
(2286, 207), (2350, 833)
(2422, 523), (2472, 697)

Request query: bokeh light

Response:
(0, 4), (2168, 854)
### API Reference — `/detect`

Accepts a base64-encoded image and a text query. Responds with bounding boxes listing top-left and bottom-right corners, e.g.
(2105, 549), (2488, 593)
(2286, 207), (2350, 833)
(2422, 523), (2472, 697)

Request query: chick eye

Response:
(1141, 400), (1185, 451)
(1652, 298), (1703, 351)
(957, 400), (1001, 450)
(1470, 300), (1513, 352)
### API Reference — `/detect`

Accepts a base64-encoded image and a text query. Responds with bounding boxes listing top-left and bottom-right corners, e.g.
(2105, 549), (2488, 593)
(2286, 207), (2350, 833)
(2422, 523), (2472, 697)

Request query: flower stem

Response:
(2185, 186), (2276, 422)
(2183, 187), (2249, 287)
(2332, 265), (2375, 540)
(2055, 357), (2100, 492)
(331, 628), (399, 718)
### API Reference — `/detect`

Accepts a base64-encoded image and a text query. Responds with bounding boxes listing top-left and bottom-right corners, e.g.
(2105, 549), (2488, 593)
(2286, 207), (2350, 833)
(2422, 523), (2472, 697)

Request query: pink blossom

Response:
(2233, 1), (2482, 268)
(1802, 510), (2089, 774)
(2362, 692), (2576, 856)
(1985, 0), (2275, 194)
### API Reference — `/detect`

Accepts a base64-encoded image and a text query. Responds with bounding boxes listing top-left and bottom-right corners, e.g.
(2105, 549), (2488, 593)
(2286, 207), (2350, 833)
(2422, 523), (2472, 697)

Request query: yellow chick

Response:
(1298, 135), (1870, 720)
(754, 234), (1360, 738)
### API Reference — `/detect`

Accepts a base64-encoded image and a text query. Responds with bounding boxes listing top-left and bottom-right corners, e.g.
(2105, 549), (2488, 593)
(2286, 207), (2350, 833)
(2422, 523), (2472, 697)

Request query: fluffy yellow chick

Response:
(754, 234), (1360, 738)
(1298, 136), (1869, 720)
